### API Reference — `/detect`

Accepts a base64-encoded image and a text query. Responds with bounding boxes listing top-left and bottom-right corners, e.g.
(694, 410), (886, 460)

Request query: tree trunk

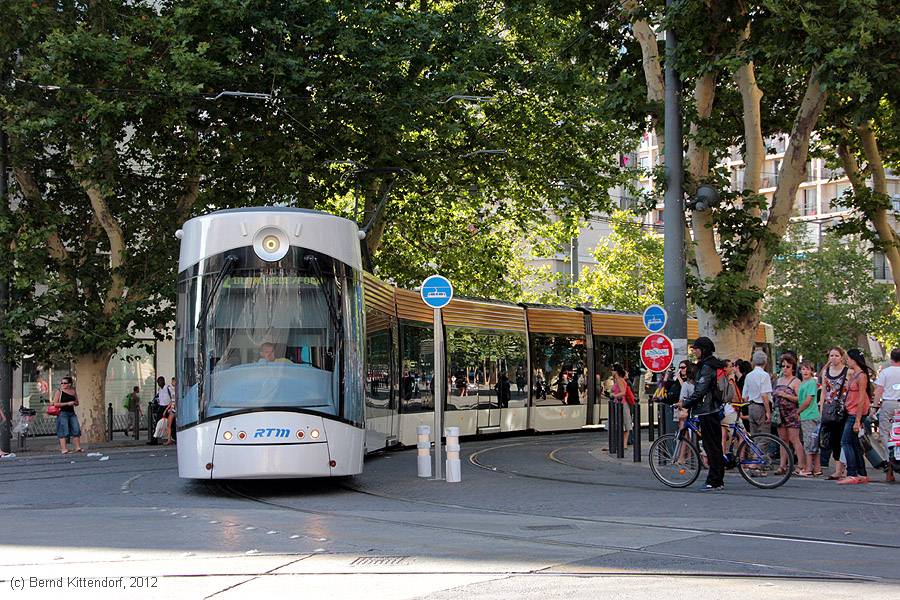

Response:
(695, 307), (760, 359)
(73, 352), (113, 443)
(858, 126), (900, 307)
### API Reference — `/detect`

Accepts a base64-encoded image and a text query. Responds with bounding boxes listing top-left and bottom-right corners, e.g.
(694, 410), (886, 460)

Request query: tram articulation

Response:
(176, 208), (774, 479)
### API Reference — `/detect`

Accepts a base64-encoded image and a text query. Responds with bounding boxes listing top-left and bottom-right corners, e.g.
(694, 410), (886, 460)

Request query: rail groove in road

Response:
(469, 439), (900, 510)
(214, 481), (891, 583)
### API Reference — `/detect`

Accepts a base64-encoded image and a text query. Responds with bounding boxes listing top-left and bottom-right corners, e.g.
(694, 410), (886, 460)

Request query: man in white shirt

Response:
(874, 347), (900, 482)
(742, 350), (772, 436)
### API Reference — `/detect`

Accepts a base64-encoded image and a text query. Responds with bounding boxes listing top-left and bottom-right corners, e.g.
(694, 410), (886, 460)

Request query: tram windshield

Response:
(194, 268), (342, 419)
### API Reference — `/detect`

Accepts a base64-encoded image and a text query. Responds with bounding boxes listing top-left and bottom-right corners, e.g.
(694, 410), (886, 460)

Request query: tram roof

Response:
(179, 207), (362, 271)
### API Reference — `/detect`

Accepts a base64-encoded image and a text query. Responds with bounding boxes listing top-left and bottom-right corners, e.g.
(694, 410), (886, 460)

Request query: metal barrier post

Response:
(107, 402), (114, 441)
(147, 402), (155, 444)
(607, 399), (616, 455)
(616, 402), (625, 459)
(633, 402), (642, 462)
(445, 426), (461, 483)
(417, 425), (432, 478)
(132, 400), (140, 440)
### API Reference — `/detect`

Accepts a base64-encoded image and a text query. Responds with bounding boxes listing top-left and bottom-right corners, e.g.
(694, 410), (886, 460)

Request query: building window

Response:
(800, 188), (817, 216)
(874, 252), (889, 281)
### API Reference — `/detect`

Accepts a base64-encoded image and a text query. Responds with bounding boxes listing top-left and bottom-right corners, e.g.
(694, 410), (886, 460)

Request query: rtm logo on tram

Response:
(253, 428), (291, 439)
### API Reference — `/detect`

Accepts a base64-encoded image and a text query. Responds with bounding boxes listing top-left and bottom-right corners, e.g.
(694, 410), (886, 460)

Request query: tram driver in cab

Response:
(257, 341), (292, 365)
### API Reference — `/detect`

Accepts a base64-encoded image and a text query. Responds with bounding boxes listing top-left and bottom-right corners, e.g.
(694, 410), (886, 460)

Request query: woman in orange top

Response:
(838, 349), (872, 485)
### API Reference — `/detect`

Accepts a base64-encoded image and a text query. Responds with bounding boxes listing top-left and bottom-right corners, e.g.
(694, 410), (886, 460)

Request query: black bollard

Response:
(633, 401), (642, 462)
(607, 399), (615, 455)
(107, 402), (114, 442)
(648, 397), (655, 442)
(132, 400), (140, 440)
(147, 402), (155, 445)
(616, 402), (625, 459)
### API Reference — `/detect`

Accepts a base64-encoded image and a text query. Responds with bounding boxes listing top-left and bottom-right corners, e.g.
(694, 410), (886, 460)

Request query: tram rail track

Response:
(213, 479), (894, 583)
(470, 439), (900, 509)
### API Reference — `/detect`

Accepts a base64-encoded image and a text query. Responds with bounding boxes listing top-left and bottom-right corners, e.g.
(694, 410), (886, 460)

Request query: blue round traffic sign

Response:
(420, 275), (453, 309)
(642, 304), (667, 333)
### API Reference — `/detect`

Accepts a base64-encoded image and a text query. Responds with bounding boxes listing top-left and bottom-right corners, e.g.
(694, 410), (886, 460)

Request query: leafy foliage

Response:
(763, 231), (895, 361)
(577, 210), (664, 311)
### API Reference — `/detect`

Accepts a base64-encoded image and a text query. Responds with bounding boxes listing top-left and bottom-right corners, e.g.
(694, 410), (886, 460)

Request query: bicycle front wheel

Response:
(736, 433), (793, 489)
(649, 433), (701, 488)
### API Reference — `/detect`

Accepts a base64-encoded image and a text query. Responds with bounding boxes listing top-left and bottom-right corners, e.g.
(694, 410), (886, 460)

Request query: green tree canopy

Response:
(763, 231), (895, 362)
(1, 1), (635, 440)
(578, 210), (664, 311)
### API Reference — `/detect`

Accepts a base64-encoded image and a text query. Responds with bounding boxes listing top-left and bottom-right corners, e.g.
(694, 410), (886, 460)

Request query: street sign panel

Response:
(640, 334), (674, 373)
(420, 275), (453, 309)
(642, 304), (667, 333)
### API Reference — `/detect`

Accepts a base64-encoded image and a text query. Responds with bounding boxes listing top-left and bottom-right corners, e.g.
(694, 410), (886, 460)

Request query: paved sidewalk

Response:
(5, 431), (168, 457)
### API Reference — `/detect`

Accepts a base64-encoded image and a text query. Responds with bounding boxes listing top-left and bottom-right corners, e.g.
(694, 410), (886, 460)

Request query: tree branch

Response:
(746, 67), (827, 284)
(687, 73), (722, 280)
(734, 25), (765, 193)
(176, 175), (201, 222)
(857, 125), (900, 306)
(72, 160), (127, 315)
(623, 2), (665, 106)
(13, 166), (70, 261)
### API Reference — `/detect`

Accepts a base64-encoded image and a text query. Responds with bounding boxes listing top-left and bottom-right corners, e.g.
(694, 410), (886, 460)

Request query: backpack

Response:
(713, 368), (735, 407)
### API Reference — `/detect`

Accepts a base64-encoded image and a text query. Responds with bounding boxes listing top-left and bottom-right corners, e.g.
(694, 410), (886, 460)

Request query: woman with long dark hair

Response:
(773, 355), (805, 476)
(820, 347), (849, 480)
(838, 349), (873, 484)
(611, 363), (634, 451)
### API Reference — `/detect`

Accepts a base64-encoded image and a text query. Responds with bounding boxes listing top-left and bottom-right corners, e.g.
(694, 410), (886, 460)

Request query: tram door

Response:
(365, 314), (395, 450)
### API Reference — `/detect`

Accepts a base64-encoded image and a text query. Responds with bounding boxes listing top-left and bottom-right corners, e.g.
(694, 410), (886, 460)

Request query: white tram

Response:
(175, 208), (366, 479)
(176, 207), (776, 480)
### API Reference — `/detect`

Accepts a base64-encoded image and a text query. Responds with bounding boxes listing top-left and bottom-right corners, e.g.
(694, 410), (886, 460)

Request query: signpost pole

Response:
(433, 307), (444, 481)
(420, 274), (452, 482)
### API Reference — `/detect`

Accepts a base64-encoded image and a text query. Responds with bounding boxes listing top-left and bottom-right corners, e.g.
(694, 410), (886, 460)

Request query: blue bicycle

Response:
(649, 407), (793, 489)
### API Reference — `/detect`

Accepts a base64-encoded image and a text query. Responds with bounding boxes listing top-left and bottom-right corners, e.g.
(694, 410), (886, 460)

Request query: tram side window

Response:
(365, 308), (394, 410)
(594, 336), (643, 402)
(446, 327), (527, 410)
(398, 320), (434, 413)
(176, 277), (200, 426)
(530, 334), (587, 406)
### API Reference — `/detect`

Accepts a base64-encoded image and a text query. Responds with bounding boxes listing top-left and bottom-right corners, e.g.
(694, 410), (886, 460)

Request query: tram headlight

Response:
(310, 429), (320, 439)
(223, 431), (233, 441)
(252, 227), (289, 262)
(262, 235), (280, 253)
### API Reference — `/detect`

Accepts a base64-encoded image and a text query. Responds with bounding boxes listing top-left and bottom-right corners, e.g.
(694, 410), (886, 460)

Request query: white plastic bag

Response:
(153, 417), (167, 439)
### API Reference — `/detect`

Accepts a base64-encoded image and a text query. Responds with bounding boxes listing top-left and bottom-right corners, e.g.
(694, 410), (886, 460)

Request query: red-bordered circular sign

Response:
(640, 334), (674, 373)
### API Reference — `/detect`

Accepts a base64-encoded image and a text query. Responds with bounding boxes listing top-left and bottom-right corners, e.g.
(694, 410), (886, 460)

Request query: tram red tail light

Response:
(329, 460), (336, 467)
(297, 430), (304, 438)
(238, 431), (247, 440)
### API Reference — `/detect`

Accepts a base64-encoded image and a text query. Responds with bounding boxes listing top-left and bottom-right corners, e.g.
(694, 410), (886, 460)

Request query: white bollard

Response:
(445, 426), (461, 483)
(417, 425), (432, 478)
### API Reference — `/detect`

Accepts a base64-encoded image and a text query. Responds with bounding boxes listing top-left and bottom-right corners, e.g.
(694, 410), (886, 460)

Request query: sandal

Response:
(812, 471), (823, 477)
(74, 448), (85, 453)
(794, 470), (811, 477)
(775, 468), (787, 476)
(60, 450), (69, 455)
(825, 473), (843, 480)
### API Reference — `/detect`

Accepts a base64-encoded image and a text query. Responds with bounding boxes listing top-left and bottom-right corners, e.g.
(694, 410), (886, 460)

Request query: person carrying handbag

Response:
(820, 347), (849, 480)
(838, 349), (873, 485)
(52, 377), (83, 454)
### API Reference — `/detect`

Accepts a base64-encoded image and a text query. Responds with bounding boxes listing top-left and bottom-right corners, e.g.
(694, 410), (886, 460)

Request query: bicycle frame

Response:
(679, 414), (769, 467)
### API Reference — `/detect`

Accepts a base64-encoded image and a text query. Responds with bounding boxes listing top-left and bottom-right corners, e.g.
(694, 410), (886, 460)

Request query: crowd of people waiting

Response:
(665, 339), (900, 488)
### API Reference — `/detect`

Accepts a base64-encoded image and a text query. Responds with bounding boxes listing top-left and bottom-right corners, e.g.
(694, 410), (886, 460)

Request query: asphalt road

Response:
(1, 431), (898, 599)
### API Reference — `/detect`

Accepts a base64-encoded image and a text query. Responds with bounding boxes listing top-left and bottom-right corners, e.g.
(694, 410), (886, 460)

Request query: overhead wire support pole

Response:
(663, 0), (687, 435)
(0, 123), (11, 454)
